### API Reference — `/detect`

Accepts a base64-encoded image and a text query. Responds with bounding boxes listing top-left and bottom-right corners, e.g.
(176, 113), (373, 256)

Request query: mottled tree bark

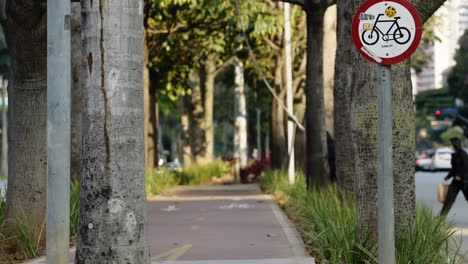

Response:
(188, 70), (208, 164)
(71, 2), (82, 182)
(3, 0), (47, 243)
(351, 0), (447, 237)
(334, 0), (356, 195)
(76, 0), (150, 263)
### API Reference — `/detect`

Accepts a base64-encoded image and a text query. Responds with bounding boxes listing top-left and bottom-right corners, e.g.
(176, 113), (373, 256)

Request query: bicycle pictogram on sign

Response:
(362, 14), (411, 45)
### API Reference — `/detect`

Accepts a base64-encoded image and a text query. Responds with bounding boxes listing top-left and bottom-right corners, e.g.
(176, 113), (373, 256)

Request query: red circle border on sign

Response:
(352, 0), (423, 65)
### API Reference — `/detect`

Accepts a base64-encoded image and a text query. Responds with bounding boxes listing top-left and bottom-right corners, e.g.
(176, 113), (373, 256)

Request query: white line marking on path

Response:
(161, 205), (180, 212)
(219, 203), (256, 209)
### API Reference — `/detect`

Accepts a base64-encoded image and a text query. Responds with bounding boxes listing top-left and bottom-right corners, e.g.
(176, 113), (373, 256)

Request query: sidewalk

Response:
(24, 184), (314, 264)
(147, 184), (314, 263)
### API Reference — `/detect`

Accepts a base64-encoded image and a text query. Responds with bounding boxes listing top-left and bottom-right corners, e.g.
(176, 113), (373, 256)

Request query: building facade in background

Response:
(413, 0), (468, 94)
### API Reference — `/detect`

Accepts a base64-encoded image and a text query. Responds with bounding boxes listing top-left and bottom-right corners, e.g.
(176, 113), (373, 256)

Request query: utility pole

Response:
(47, 1), (71, 263)
(256, 107), (262, 159)
(284, 2), (295, 184)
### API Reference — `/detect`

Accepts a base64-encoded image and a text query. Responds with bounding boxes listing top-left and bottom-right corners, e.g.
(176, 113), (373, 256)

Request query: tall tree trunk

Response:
(3, 0), (47, 243)
(71, 2), (82, 183)
(188, 70), (207, 164)
(181, 96), (192, 167)
(150, 71), (159, 166)
(351, 47), (417, 237)
(144, 34), (158, 169)
(1, 78), (7, 178)
(204, 55), (216, 162)
(323, 5), (336, 136)
(304, 6), (329, 187)
(271, 54), (287, 169)
(294, 95), (306, 172)
(234, 57), (248, 182)
(76, 1), (150, 263)
(334, 0), (356, 195)
(351, 0), (446, 238)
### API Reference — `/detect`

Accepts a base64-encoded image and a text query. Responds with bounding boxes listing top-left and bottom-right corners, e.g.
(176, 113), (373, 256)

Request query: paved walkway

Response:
(147, 184), (313, 263)
(24, 184), (314, 264)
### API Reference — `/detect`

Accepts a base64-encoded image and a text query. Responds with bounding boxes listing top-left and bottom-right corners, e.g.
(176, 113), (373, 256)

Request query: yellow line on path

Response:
(151, 244), (193, 261)
(191, 225), (200, 230)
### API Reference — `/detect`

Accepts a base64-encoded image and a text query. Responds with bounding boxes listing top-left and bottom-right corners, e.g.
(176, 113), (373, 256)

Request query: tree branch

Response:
(413, 0), (447, 22)
(263, 36), (282, 51)
(214, 56), (236, 75)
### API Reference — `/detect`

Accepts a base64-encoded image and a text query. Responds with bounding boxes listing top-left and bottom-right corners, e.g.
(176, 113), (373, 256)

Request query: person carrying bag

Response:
(440, 137), (468, 215)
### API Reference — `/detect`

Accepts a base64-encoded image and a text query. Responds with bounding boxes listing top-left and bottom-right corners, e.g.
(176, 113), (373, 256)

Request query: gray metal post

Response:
(47, 1), (71, 263)
(256, 107), (262, 158)
(377, 64), (396, 264)
(284, 2), (295, 184)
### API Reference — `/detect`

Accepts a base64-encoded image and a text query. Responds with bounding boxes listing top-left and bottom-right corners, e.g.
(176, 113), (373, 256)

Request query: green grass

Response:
(261, 169), (464, 264)
(146, 159), (231, 196)
(70, 182), (80, 236)
(0, 182), (81, 262)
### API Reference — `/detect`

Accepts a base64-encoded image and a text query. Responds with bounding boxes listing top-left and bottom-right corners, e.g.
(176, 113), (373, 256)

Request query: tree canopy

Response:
(447, 30), (468, 103)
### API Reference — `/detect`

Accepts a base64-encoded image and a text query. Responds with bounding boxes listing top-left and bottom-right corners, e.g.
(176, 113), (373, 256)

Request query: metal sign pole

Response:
(47, 1), (71, 263)
(377, 64), (396, 264)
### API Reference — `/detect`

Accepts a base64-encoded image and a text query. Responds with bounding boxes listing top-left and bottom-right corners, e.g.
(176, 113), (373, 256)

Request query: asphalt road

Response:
(415, 171), (468, 257)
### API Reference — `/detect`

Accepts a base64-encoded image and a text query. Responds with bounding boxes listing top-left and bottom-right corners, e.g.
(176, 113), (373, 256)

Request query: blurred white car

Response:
(415, 151), (434, 171)
(430, 147), (454, 171)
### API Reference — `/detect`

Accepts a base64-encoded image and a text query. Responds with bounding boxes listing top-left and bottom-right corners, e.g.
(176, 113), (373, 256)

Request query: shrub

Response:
(261, 169), (464, 264)
(145, 159), (231, 196)
(146, 167), (179, 196)
(176, 159), (230, 185)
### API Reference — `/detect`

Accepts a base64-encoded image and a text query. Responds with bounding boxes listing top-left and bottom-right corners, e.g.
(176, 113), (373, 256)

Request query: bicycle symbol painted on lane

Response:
(361, 13), (411, 45)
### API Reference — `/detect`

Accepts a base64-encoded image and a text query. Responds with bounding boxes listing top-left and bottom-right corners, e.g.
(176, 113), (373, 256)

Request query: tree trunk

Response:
(76, 1), (150, 263)
(181, 96), (192, 167)
(323, 5), (336, 136)
(71, 2), (82, 183)
(294, 95), (306, 172)
(351, 49), (417, 238)
(334, 0), (356, 195)
(204, 55), (216, 162)
(3, 0), (47, 243)
(188, 70), (207, 164)
(351, 0), (445, 238)
(234, 57), (248, 182)
(271, 54), (287, 169)
(304, 6), (329, 188)
(144, 34), (158, 169)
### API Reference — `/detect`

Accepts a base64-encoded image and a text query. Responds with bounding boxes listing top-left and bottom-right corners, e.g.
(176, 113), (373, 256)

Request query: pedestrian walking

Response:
(440, 137), (468, 215)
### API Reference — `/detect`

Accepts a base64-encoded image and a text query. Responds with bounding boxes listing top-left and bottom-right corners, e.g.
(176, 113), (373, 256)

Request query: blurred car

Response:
(430, 147), (454, 171)
(415, 151), (434, 171)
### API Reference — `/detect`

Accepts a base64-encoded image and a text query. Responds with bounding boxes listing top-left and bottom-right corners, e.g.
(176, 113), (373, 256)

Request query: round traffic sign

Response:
(352, 0), (423, 65)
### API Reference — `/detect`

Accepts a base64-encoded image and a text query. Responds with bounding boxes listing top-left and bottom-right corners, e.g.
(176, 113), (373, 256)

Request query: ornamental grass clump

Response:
(261, 169), (464, 264)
